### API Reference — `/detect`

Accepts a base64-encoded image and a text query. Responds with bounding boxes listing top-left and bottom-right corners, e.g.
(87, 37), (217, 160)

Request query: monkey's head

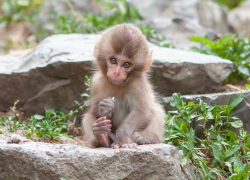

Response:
(94, 24), (152, 86)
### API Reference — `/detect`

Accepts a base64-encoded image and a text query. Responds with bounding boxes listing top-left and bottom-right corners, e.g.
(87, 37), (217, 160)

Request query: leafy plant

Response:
(81, 75), (92, 99)
(212, 0), (246, 9)
(0, 0), (42, 26)
(0, 76), (92, 141)
(26, 108), (72, 140)
(190, 34), (250, 83)
(165, 92), (250, 179)
(140, 25), (173, 48)
(53, 0), (172, 48)
(0, 100), (19, 133)
(53, 0), (141, 35)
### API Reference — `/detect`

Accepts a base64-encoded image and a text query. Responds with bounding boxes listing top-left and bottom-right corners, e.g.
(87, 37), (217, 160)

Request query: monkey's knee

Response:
(131, 132), (159, 145)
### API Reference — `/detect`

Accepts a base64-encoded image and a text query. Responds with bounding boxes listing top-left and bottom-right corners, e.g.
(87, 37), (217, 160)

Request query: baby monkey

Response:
(82, 24), (165, 149)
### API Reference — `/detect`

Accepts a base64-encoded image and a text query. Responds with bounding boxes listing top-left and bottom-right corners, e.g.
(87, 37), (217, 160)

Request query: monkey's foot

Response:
(132, 132), (158, 145)
(112, 143), (137, 149)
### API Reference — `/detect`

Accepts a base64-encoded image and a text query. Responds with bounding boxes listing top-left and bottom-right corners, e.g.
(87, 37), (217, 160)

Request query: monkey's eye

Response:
(123, 62), (131, 68)
(110, 58), (117, 64)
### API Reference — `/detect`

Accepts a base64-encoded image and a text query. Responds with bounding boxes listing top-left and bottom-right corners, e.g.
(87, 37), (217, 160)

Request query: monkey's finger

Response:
(121, 143), (137, 148)
(99, 101), (114, 108)
(96, 116), (107, 122)
(130, 143), (138, 148)
(108, 97), (115, 102)
(93, 125), (111, 134)
(121, 144), (129, 148)
(93, 120), (111, 127)
(94, 129), (111, 134)
(112, 144), (120, 149)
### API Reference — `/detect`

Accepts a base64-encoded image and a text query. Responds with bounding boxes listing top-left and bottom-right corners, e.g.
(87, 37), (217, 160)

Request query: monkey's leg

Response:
(131, 108), (164, 145)
(132, 131), (160, 145)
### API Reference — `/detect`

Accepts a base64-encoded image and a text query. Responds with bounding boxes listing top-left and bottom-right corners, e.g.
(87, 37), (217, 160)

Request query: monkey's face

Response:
(106, 54), (134, 85)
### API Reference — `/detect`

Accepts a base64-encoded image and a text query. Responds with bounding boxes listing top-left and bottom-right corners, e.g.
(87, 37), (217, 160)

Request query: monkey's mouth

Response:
(108, 78), (125, 85)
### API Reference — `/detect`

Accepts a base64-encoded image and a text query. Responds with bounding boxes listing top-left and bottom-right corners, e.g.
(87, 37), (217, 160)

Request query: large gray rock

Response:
(131, 0), (198, 22)
(0, 34), (95, 118)
(162, 91), (250, 133)
(0, 142), (193, 180)
(131, 0), (220, 49)
(228, 0), (250, 36)
(0, 34), (232, 118)
(151, 46), (232, 96)
(149, 17), (215, 49)
(196, 1), (231, 34)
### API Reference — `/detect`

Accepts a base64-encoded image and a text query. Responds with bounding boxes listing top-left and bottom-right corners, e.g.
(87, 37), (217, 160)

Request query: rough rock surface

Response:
(0, 34), (232, 118)
(228, 0), (250, 36)
(196, 1), (230, 34)
(162, 91), (250, 133)
(0, 142), (193, 180)
(0, 34), (94, 118)
(131, 0), (221, 49)
(151, 46), (232, 96)
(131, 0), (198, 22)
(149, 17), (214, 49)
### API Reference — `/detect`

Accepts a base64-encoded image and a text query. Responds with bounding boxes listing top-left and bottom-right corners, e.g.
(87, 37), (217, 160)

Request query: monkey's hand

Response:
(92, 116), (112, 147)
(99, 97), (114, 118)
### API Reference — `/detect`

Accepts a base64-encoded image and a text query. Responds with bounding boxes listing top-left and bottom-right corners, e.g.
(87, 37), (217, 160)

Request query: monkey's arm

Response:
(83, 112), (112, 148)
(83, 95), (114, 148)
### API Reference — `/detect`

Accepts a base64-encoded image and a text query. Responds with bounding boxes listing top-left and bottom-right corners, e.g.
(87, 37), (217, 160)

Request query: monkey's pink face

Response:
(106, 56), (134, 85)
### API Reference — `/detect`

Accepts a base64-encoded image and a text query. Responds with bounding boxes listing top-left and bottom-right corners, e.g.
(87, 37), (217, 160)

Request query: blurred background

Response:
(1, 0), (250, 83)
(0, 0), (249, 54)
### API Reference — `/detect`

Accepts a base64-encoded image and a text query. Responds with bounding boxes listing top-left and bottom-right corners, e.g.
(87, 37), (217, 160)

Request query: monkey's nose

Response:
(114, 72), (120, 77)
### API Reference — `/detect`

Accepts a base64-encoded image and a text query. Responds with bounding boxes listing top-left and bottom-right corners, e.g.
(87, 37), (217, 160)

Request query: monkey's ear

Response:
(94, 38), (101, 58)
(143, 50), (153, 71)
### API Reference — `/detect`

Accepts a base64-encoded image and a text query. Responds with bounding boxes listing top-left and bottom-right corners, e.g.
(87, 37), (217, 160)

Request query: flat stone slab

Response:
(0, 142), (192, 180)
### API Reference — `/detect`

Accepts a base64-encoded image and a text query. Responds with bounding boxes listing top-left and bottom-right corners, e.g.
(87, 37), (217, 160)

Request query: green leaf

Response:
(245, 84), (250, 89)
(74, 101), (82, 107)
(17, 0), (30, 7)
(242, 163), (249, 179)
(238, 66), (250, 76)
(180, 155), (188, 166)
(167, 110), (179, 114)
(228, 93), (244, 112)
(225, 161), (233, 174)
(56, 134), (76, 142)
(117, 1), (127, 15)
(170, 93), (182, 108)
(81, 93), (89, 97)
(228, 164), (249, 180)
(33, 114), (44, 120)
(222, 130), (238, 143)
(189, 36), (213, 46)
(231, 120), (243, 128)
(233, 154), (244, 173)
(210, 144), (223, 164)
(224, 146), (241, 159)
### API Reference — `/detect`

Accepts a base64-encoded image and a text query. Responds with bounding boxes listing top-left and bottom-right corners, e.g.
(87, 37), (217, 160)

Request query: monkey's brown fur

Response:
(82, 24), (165, 148)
